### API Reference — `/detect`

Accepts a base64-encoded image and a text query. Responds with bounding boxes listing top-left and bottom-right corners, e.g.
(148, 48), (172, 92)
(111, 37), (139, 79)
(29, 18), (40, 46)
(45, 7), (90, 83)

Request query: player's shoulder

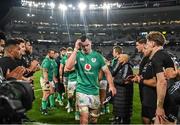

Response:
(0, 57), (10, 62)
(92, 50), (103, 57)
(42, 57), (51, 64)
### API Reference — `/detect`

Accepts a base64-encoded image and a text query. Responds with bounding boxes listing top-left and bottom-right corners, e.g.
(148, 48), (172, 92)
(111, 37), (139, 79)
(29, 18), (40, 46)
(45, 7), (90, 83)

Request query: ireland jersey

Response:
(60, 55), (68, 65)
(60, 55), (68, 77)
(51, 59), (58, 77)
(67, 70), (77, 82)
(41, 56), (54, 81)
(111, 57), (118, 67)
(75, 50), (106, 95)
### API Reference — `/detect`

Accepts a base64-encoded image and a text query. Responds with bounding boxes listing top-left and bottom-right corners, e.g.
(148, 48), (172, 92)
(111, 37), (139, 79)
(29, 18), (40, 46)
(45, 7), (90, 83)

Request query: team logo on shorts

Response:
(91, 58), (96, 63)
(84, 64), (91, 71)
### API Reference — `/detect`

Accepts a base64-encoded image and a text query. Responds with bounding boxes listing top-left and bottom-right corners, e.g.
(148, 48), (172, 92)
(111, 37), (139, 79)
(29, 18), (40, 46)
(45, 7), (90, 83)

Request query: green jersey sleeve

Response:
(42, 59), (50, 69)
(98, 53), (107, 71)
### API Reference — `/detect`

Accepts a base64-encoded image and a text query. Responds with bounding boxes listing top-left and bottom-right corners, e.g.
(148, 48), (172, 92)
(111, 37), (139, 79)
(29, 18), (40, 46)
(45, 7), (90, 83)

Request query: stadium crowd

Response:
(0, 31), (180, 124)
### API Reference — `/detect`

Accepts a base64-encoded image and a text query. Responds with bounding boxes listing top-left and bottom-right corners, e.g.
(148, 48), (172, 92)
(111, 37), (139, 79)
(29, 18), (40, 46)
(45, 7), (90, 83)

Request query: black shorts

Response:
(54, 82), (65, 93)
(142, 106), (156, 120)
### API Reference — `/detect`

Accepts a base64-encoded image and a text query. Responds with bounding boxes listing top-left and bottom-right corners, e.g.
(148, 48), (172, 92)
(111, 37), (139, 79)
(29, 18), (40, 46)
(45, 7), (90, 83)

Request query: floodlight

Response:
(28, 3), (32, 7)
(68, 4), (72, 8)
(89, 4), (96, 10)
(103, 3), (110, 10)
(41, 3), (46, 8)
(59, 4), (67, 11)
(50, 2), (55, 9)
(78, 2), (87, 11)
(27, 13), (30, 17)
(34, 3), (38, 7)
(117, 3), (122, 8)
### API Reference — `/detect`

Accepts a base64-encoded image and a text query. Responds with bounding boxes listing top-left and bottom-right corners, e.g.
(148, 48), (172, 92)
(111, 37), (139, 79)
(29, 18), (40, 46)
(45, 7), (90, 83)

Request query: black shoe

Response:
(21, 114), (35, 122)
(41, 109), (48, 115)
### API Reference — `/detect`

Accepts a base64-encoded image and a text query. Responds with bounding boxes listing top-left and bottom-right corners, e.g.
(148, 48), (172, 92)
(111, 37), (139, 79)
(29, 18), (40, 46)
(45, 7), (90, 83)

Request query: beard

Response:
(49, 56), (54, 59)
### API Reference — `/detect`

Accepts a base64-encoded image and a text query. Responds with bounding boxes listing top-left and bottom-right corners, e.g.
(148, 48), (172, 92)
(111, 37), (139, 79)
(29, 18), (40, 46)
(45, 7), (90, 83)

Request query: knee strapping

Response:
(79, 106), (89, 113)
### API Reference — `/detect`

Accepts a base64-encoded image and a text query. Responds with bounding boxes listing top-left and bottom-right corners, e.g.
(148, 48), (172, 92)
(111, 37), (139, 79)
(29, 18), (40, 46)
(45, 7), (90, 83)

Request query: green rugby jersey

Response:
(67, 70), (77, 82)
(60, 55), (68, 77)
(41, 56), (54, 81)
(111, 57), (118, 67)
(75, 50), (106, 95)
(60, 55), (68, 65)
(51, 59), (58, 77)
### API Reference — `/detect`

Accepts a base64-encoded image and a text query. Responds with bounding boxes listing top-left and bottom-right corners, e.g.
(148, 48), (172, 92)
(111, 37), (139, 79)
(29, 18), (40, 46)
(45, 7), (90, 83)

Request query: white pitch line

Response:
(34, 89), (42, 92)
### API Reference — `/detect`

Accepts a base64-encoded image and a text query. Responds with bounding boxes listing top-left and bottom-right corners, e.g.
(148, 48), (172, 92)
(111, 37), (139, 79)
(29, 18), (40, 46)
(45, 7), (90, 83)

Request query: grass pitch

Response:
(27, 71), (141, 124)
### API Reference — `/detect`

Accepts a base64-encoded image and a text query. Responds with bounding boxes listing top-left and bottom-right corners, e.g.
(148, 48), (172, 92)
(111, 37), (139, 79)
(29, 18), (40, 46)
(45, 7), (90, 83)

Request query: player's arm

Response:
(103, 66), (116, 96)
(53, 67), (58, 83)
(133, 75), (157, 87)
(59, 63), (64, 82)
(156, 72), (167, 113)
(64, 65), (75, 72)
(143, 77), (156, 87)
(66, 39), (81, 70)
(42, 68), (48, 82)
(98, 70), (103, 81)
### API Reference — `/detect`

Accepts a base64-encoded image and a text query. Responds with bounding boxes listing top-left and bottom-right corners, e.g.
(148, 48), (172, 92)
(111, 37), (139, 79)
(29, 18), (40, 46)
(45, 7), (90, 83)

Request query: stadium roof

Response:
(1, 5), (180, 24)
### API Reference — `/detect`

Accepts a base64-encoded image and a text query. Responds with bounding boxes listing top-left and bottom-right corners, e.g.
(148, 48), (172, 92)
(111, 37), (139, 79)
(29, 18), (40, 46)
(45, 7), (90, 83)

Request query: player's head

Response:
(54, 51), (59, 59)
(80, 35), (92, 54)
(60, 47), (66, 57)
(143, 44), (152, 57)
(4, 39), (21, 59)
(66, 47), (73, 58)
(25, 39), (33, 54)
(146, 31), (166, 48)
(14, 38), (26, 56)
(136, 38), (146, 53)
(112, 46), (123, 58)
(47, 49), (55, 59)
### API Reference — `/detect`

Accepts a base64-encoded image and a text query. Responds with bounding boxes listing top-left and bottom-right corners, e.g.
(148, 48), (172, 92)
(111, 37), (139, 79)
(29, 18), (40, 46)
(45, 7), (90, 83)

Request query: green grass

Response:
(27, 70), (142, 124)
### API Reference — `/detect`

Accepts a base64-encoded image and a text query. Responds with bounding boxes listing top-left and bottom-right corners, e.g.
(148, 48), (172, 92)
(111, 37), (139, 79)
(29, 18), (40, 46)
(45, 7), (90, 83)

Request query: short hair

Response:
(14, 38), (26, 44)
(80, 35), (91, 42)
(0, 32), (6, 41)
(24, 39), (33, 45)
(136, 38), (146, 44)
(113, 46), (123, 54)
(48, 49), (55, 54)
(67, 47), (73, 52)
(60, 47), (66, 52)
(5, 39), (20, 47)
(146, 31), (166, 46)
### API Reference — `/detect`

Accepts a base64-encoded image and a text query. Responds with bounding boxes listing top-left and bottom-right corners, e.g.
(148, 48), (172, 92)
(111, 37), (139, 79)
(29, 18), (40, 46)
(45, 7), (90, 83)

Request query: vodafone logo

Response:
(84, 64), (91, 71)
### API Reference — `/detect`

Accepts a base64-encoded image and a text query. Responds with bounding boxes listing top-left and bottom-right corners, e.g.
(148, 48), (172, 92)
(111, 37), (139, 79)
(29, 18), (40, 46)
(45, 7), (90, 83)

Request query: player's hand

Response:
(154, 107), (166, 124)
(75, 39), (82, 50)
(6, 66), (26, 80)
(109, 85), (116, 96)
(131, 75), (140, 83)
